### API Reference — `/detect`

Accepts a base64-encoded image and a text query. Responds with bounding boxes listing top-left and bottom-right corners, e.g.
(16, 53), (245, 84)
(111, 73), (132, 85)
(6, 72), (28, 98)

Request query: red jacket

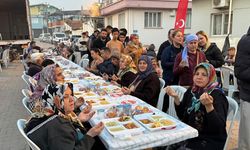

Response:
(173, 50), (206, 86)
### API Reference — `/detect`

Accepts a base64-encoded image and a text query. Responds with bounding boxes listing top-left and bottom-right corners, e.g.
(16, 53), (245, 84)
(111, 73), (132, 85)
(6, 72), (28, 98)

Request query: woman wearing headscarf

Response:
(123, 34), (145, 65)
(111, 54), (137, 87)
(173, 34), (206, 86)
(29, 64), (65, 110)
(25, 83), (104, 150)
(121, 55), (160, 107)
(196, 30), (224, 68)
(166, 63), (228, 150)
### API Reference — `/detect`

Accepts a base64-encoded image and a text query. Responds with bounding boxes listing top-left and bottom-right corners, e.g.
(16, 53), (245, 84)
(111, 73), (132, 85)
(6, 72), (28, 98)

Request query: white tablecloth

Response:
(51, 55), (198, 150)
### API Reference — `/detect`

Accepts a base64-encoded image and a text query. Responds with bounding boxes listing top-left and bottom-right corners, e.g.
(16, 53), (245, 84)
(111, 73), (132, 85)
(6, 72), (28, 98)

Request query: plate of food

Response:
(84, 97), (115, 109)
(134, 113), (177, 131)
(102, 116), (145, 137)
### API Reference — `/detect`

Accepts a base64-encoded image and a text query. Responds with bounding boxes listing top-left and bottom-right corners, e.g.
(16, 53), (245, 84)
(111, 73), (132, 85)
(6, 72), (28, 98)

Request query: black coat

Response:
(117, 71), (137, 87)
(97, 58), (117, 76)
(130, 72), (160, 107)
(27, 62), (42, 77)
(235, 27), (250, 101)
(161, 44), (183, 85)
(27, 116), (95, 150)
(205, 43), (225, 68)
(92, 38), (108, 50)
(157, 40), (171, 61)
(176, 88), (228, 150)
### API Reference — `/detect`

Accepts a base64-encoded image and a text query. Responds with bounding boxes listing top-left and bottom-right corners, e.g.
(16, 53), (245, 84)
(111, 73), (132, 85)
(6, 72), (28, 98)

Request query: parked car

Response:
(52, 32), (67, 44)
(38, 33), (51, 42)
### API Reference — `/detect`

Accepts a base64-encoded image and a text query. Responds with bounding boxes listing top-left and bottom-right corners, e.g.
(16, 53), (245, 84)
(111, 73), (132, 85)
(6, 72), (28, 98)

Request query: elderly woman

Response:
(166, 63), (228, 150)
(27, 53), (44, 77)
(123, 34), (145, 65)
(173, 34), (206, 86)
(196, 30), (224, 68)
(29, 64), (65, 110)
(111, 54), (137, 87)
(25, 83), (104, 150)
(121, 55), (160, 107)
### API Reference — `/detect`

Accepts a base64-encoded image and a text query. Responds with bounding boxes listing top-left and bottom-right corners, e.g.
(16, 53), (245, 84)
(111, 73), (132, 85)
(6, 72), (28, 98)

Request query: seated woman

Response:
(166, 63), (228, 150)
(29, 64), (65, 110)
(25, 83), (104, 150)
(151, 57), (162, 78)
(121, 55), (160, 107)
(86, 48), (103, 75)
(111, 54), (137, 87)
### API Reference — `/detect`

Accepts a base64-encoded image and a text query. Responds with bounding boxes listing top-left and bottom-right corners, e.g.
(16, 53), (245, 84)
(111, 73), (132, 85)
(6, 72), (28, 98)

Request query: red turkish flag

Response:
(174, 0), (189, 34)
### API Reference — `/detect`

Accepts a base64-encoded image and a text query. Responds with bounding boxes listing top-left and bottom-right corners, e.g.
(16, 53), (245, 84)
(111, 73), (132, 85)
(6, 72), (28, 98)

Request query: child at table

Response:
(166, 63), (228, 150)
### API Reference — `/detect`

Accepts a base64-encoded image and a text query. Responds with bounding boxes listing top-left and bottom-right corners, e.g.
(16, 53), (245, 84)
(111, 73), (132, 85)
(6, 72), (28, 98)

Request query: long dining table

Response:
(50, 55), (198, 150)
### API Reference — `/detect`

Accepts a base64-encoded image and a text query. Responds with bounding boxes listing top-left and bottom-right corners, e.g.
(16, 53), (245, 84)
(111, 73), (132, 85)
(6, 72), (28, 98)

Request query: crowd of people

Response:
(19, 24), (250, 150)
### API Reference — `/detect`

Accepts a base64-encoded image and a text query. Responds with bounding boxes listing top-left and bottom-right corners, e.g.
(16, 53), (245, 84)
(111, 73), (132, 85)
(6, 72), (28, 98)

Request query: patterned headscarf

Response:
(41, 83), (74, 114)
(192, 63), (218, 93)
(137, 55), (154, 80)
(117, 54), (137, 78)
(31, 64), (58, 100)
(187, 63), (218, 114)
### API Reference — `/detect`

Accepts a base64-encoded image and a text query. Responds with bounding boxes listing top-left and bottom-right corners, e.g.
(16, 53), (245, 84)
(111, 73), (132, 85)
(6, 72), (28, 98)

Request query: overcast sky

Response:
(29, 0), (98, 10)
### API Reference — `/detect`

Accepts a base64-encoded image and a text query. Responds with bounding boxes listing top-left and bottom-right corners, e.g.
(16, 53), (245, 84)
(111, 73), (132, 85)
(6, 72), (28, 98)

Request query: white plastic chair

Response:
(220, 66), (238, 97)
(22, 89), (33, 98)
(22, 74), (31, 89)
(29, 77), (37, 88)
(159, 78), (165, 90)
(157, 85), (187, 119)
(79, 59), (89, 68)
(17, 119), (40, 150)
(223, 96), (239, 150)
(22, 97), (32, 114)
(0, 49), (9, 68)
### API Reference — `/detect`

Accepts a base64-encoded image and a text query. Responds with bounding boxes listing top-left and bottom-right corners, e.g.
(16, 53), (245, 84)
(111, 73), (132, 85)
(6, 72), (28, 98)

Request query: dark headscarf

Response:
(137, 55), (154, 80)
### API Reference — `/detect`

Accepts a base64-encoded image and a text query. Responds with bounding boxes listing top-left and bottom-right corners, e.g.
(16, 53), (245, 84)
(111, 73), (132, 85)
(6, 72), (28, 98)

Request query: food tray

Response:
(84, 97), (116, 109)
(133, 113), (177, 131)
(102, 116), (145, 137)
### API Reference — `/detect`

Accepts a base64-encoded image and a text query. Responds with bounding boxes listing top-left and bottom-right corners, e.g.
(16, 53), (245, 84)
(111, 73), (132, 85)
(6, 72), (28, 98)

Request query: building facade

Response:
(100, 0), (192, 49)
(191, 0), (250, 48)
(30, 4), (59, 38)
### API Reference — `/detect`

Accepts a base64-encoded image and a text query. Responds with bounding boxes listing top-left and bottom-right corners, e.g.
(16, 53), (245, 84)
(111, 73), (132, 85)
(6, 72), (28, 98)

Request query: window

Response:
(185, 10), (192, 29)
(107, 16), (112, 26)
(211, 13), (233, 35)
(144, 12), (162, 28)
(118, 13), (125, 28)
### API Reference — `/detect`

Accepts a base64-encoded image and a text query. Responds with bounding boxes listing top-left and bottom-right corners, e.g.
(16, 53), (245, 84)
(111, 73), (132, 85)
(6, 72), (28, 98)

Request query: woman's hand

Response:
(121, 87), (131, 95)
(165, 86), (180, 105)
(82, 104), (92, 114)
(75, 97), (85, 109)
(78, 110), (95, 122)
(110, 80), (119, 86)
(200, 93), (214, 113)
(179, 60), (189, 68)
(87, 122), (104, 137)
(111, 74), (119, 81)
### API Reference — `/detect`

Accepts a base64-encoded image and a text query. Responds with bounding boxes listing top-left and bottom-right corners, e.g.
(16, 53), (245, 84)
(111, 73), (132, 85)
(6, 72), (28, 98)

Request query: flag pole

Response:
(227, 0), (233, 35)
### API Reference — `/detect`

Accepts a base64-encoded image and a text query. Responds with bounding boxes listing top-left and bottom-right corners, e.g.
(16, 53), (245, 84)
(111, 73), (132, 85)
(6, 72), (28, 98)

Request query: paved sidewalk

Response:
(0, 61), (29, 150)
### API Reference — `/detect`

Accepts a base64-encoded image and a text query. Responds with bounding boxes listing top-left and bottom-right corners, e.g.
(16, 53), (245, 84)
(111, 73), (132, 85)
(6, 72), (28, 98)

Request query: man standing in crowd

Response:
(93, 29), (109, 50)
(157, 28), (175, 61)
(106, 28), (124, 54)
(235, 26), (250, 150)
